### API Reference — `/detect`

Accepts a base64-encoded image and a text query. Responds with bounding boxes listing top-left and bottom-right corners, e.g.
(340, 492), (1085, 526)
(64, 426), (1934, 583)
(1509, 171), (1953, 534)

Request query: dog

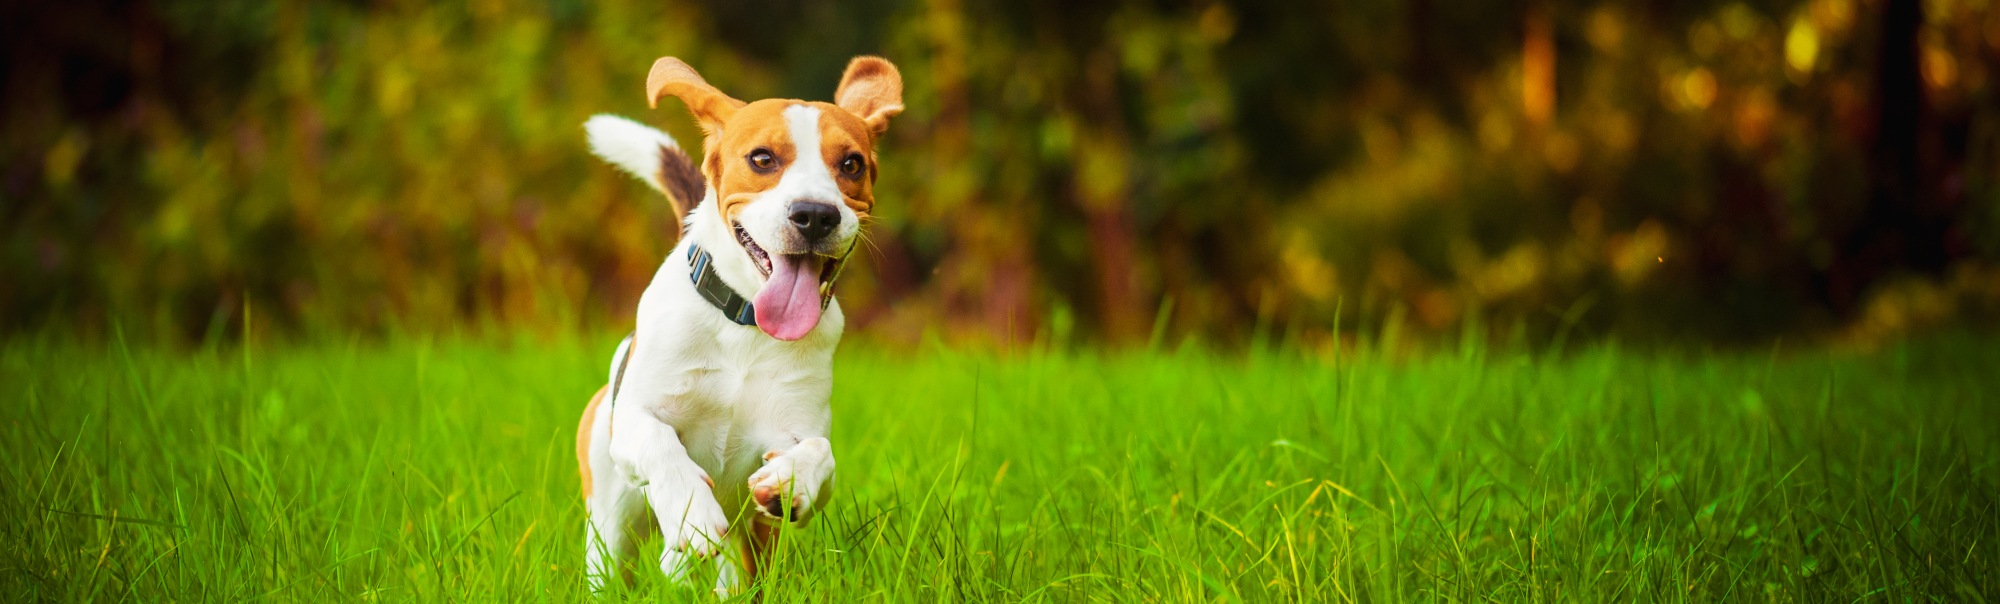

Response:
(574, 55), (902, 595)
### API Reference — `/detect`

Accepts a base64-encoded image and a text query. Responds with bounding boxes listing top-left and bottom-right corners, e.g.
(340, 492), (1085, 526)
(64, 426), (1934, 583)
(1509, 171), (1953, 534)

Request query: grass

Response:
(3, 331), (1997, 602)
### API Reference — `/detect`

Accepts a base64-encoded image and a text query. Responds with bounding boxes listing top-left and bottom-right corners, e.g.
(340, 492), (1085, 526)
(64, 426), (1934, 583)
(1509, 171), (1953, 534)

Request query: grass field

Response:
(4, 332), (1997, 602)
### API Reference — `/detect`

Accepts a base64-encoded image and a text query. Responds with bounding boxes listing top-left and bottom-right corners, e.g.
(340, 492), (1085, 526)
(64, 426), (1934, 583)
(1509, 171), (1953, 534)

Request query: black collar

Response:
(687, 243), (760, 326)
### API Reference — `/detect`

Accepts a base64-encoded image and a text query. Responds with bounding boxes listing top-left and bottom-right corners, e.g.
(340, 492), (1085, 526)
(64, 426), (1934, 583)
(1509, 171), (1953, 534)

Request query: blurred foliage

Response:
(3, 0), (1998, 348)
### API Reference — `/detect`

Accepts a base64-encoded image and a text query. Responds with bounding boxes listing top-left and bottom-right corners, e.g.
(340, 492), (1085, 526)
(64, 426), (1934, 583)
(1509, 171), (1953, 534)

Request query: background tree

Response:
(3, 0), (1995, 348)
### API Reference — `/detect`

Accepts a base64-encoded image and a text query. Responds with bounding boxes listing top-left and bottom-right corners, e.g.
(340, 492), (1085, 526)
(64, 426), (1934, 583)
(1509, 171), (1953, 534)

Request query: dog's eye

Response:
(747, 150), (777, 171)
(839, 154), (865, 176)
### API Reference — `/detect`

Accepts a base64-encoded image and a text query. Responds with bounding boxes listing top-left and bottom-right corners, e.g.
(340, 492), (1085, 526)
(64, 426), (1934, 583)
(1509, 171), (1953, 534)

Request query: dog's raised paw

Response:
(748, 451), (810, 521)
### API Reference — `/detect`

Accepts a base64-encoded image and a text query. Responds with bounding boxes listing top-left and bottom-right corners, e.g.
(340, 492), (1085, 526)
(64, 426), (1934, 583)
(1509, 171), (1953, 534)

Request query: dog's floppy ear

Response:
(648, 57), (745, 133)
(834, 56), (904, 135)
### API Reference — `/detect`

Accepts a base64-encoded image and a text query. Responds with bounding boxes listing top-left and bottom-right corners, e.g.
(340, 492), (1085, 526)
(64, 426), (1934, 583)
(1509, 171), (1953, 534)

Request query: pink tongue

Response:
(753, 254), (827, 340)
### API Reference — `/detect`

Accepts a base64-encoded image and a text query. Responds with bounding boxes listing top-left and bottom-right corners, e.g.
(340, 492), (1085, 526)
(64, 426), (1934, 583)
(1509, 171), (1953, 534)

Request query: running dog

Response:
(575, 55), (902, 595)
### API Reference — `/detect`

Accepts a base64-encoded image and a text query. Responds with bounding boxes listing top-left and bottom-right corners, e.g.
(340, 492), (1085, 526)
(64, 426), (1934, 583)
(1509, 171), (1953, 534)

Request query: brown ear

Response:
(647, 57), (745, 133)
(834, 56), (904, 135)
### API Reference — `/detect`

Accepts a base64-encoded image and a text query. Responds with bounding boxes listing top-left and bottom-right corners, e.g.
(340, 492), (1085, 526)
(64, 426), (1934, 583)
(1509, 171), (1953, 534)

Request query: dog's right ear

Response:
(834, 56), (904, 135)
(647, 57), (744, 134)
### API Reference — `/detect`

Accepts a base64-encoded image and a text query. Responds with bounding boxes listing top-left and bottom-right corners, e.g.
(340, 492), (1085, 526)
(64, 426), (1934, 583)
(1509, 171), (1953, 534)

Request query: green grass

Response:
(4, 332), (1997, 602)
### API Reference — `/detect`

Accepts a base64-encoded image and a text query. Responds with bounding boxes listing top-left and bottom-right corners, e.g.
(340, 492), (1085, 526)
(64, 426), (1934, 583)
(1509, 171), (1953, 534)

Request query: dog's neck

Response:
(682, 189), (768, 304)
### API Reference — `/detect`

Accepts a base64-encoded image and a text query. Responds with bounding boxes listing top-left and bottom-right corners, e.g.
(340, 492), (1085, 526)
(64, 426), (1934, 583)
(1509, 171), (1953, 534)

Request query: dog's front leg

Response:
(607, 409), (730, 577)
(747, 437), (836, 524)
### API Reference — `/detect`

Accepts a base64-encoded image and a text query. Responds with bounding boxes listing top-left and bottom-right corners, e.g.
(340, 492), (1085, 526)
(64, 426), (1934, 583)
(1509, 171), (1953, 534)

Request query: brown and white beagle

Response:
(575, 56), (902, 595)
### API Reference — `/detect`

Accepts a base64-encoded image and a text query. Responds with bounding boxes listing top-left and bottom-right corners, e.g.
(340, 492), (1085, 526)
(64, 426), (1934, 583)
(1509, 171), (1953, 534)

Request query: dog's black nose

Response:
(788, 201), (840, 243)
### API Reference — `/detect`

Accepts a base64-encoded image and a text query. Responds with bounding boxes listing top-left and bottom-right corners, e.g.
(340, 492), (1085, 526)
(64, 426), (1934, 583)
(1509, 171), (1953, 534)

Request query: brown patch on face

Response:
(576, 384), (609, 498)
(813, 102), (881, 217)
(702, 101), (883, 225)
(704, 100), (800, 228)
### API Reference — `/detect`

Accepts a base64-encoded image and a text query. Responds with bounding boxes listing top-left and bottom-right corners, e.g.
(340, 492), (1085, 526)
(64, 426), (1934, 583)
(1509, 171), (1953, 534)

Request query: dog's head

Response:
(647, 56), (903, 341)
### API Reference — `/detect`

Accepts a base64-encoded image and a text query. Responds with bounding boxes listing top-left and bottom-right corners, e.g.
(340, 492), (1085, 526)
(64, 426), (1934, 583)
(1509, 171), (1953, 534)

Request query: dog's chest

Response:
(648, 342), (830, 480)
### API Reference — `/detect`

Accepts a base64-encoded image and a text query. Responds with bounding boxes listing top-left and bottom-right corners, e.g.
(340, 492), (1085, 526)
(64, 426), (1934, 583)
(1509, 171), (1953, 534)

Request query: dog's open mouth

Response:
(735, 222), (774, 277)
(733, 222), (843, 341)
(731, 222), (841, 285)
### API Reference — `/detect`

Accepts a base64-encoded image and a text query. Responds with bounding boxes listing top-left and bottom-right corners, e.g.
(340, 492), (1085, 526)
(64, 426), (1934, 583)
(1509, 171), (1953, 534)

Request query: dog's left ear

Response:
(834, 56), (904, 135)
(648, 57), (744, 134)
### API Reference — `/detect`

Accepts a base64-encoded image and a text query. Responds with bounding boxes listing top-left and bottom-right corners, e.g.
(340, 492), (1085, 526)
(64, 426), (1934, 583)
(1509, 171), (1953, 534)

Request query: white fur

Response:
(585, 114), (681, 196)
(581, 109), (850, 597)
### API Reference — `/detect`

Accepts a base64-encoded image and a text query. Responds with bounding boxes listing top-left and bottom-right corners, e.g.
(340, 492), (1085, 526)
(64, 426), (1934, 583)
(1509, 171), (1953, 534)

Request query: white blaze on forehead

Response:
(776, 104), (837, 199)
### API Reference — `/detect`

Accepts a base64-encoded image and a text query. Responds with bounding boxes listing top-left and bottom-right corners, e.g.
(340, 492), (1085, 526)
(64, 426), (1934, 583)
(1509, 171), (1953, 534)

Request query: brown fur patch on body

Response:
(577, 384), (609, 497)
(658, 145), (705, 223)
(742, 519), (782, 583)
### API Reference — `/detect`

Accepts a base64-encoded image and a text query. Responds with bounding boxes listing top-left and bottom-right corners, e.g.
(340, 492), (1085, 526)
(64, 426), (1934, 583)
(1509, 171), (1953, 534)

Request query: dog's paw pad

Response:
(748, 453), (809, 520)
(753, 488), (804, 520)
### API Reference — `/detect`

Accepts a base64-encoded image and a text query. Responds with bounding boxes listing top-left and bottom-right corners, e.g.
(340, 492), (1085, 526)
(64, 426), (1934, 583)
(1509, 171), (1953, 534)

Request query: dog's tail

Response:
(584, 114), (705, 221)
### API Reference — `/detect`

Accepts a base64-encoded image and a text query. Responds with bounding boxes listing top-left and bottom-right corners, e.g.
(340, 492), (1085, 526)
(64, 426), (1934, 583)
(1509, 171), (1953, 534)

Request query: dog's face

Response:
(648, 57), (903, 340)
